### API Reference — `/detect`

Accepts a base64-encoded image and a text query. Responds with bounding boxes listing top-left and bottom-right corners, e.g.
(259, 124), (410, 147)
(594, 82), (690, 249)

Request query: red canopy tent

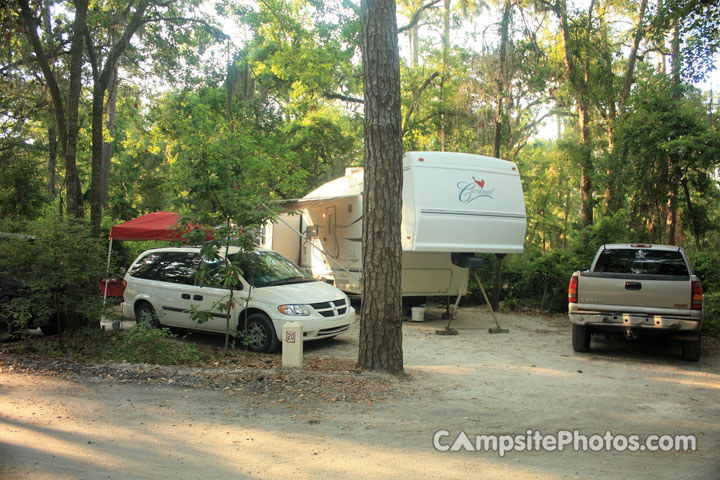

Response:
(109, 211), (186, 241)
(103, 212), (198, 300)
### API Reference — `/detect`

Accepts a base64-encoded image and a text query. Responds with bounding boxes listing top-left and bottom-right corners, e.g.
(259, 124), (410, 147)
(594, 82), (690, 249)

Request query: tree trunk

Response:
(47, 126), (57, 199)
(578, 100), (593, 227)
(410, 25), (419, 67)
(100, 65), (118, 209)
(358, 0), (404, 375)
(90, 81), (106, 238)
(439, 0), (451, 151)
(665, 18), (681, 241)
(555, 0), (594, 228)
(18, 0), (87, 218)
(493, 0), (512, 159)
(88, 0), (150, 237)
(64, 0), (89, 219)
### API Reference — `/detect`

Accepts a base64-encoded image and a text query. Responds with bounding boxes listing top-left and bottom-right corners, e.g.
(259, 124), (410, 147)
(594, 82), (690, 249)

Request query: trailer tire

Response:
(572, 324), (591, 353)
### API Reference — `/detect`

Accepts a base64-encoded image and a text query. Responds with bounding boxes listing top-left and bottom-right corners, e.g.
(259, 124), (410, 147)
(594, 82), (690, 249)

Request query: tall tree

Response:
(18, 0), (88, 218)
(538, 0), (596, 228)
(86, 0), (152, 236)
(358, 0), (404, 374)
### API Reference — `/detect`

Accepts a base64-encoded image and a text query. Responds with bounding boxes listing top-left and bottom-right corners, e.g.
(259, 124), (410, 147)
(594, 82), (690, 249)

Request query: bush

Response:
(0, 216), (107, 333)
(114, 325), (203, 364)
(6, 325), (206, 365)
(502, 249), (582, 312)
(687, 250), (720, 292)
(702, 292), (720, 338)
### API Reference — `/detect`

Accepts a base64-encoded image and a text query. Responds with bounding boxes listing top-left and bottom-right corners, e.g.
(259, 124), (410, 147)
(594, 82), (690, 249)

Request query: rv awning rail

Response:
(278, 195), (360, 213)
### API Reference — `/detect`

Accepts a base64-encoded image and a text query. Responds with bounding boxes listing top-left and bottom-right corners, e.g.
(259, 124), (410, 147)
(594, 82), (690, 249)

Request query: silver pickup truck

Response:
(568, 244), (703, 361)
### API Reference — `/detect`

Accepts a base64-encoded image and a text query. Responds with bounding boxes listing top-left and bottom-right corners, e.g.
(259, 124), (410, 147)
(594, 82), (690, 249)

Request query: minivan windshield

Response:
(228, 251), (316, 288)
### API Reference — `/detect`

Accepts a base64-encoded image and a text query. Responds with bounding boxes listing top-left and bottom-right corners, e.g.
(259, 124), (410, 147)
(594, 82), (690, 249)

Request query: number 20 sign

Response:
(285, 331), (296, 343)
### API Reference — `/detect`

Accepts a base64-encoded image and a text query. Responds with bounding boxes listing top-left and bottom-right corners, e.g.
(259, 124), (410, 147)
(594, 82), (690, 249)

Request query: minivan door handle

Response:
(625, 282), (642, 290)
(181, 293), (191, 299)
(193, 294), (203, 301)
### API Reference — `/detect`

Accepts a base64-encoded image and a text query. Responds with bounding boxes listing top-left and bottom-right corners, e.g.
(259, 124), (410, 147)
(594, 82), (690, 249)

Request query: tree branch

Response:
(323, 92), (364, 103)
(398, 0), (442, 34)
(402, 71), (439, 136)
(140, 16), (228, 40)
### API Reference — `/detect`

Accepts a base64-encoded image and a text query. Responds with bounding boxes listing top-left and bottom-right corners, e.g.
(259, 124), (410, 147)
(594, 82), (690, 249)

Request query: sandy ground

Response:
(1, 306), (719, 479)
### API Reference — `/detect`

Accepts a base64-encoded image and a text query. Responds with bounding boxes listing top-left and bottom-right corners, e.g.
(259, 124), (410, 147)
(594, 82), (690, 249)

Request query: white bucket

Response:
(410, 306), (425, 322)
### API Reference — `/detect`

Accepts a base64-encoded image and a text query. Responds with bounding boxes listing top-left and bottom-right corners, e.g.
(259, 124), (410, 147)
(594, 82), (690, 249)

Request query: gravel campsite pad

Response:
(1, 306), (719, 479)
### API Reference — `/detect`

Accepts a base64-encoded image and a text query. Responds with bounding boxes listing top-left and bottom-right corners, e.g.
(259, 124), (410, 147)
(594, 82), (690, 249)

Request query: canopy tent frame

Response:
(102, 211), (192, 308)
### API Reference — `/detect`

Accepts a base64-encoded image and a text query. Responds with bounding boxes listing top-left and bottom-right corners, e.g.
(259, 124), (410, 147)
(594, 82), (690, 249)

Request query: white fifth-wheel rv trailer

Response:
(260, 151), (527, 298)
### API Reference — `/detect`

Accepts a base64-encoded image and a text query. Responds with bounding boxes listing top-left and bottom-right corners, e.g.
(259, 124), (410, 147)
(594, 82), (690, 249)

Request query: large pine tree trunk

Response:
(358, 0), (404, 375)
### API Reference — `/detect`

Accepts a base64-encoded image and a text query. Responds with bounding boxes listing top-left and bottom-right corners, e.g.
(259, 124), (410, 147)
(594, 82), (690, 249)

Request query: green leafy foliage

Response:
(701, 292), (720, 338)
(0, 216), (107, 333)
(5, 325), (205, 365)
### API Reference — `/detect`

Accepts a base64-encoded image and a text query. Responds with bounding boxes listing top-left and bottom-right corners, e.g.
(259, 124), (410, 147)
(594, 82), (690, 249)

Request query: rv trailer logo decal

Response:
(457, 177), (495, 203)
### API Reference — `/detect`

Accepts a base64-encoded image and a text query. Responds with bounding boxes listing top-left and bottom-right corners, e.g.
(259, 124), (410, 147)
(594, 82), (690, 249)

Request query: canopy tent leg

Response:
(103, 238), (113, 308)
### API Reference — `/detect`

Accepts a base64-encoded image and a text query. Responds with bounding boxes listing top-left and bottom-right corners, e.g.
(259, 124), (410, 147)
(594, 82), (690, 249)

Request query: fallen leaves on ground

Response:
(0, 355), (406, 410)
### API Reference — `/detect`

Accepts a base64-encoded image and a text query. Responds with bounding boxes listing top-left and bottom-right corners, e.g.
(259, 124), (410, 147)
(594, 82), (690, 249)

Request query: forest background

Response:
(1, 0), (719, 337)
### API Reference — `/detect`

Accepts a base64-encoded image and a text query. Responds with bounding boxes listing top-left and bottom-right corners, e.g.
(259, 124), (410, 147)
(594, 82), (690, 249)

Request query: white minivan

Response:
(122, 246), (355, 352)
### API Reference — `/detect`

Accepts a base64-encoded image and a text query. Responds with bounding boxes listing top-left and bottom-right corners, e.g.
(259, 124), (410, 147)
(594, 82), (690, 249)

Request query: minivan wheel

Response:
(242, 313), (279, 353)
(135, 302), (160, 328)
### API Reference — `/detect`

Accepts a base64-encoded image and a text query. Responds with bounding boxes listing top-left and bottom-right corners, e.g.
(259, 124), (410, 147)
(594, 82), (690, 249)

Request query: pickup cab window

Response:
(593, 248), (689, 276)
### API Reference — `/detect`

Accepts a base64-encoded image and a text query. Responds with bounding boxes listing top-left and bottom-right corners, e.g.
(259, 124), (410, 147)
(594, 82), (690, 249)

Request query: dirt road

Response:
(1, 307), (718, 479)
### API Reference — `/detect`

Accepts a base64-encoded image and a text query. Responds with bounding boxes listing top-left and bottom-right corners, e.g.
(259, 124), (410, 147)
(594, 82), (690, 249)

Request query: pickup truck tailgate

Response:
(577, 272), (692, 312)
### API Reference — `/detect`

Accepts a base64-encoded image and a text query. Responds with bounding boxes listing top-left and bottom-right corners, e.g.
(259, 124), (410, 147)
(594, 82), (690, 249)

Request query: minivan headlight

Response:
(278, 304), (310, 316)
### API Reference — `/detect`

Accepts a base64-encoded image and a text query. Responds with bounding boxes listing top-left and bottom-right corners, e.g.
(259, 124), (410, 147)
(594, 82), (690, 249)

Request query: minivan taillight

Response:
(568, 275), (578, 304)
(691, 280), (703, 310)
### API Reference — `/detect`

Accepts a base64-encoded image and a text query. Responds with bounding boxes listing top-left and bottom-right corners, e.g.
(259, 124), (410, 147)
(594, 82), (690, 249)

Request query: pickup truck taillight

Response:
(568, 275), (578, 304)
(691, 280), (703, 310)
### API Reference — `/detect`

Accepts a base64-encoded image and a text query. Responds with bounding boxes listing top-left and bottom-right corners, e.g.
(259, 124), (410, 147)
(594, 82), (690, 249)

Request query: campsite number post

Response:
(282, 322), (303, 368)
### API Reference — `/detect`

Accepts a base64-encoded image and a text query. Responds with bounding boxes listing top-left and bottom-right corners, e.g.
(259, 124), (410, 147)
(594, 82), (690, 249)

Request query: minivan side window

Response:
(197, 257), (244, 290)
(156, 252), (201, 285)
(128, 252), (163, 280)
(129, 252), (202, 285)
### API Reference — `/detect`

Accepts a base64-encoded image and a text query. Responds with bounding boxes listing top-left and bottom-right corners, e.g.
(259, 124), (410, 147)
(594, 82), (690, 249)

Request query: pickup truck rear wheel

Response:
(681, 336), (701, 362)
(572, 324), (591, 353)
